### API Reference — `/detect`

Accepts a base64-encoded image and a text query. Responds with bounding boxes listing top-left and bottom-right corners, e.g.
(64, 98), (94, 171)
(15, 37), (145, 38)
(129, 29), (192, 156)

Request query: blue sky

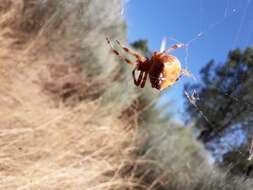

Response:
(124, 0), (253, 119)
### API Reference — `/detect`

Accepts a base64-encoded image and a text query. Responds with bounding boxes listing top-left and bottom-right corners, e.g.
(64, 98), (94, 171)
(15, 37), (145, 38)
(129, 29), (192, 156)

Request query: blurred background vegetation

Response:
(184, 47), (253, 177)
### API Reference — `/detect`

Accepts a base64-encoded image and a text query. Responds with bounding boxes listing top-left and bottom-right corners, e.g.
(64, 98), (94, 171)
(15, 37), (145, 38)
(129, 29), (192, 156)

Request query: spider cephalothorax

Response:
(106, 37), (189, 90)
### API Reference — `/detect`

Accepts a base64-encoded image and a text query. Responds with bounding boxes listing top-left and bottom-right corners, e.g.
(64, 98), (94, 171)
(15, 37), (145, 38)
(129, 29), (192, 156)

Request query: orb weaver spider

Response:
(106, 37), (191, 90)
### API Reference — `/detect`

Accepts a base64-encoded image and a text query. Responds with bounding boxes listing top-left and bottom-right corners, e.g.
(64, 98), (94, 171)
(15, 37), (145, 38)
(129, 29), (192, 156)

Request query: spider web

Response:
(125, 0), (253, 162)
(175, 0), (253, 161)
(123, 0), (253, 161)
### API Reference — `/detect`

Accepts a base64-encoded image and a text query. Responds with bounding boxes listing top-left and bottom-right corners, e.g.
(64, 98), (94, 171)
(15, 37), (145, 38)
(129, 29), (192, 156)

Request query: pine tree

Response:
(184, 48), (253, 169)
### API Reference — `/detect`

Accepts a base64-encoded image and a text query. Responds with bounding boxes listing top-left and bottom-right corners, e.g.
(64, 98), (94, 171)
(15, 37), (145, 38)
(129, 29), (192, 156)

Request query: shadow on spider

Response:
(106, 37), (192, 91)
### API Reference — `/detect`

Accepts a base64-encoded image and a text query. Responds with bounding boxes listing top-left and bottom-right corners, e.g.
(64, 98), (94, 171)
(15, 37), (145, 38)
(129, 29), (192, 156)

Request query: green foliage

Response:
(218, 146), (251, 177)
(185, 48), (253, 142)
(130, 39), (151, 57)
(185, 48), (253, 174)
(189, 170), (252, 190)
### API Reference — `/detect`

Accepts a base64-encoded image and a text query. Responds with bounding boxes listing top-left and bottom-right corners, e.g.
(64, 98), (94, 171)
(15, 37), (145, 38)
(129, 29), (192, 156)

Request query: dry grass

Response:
(0, 0), (149, 189)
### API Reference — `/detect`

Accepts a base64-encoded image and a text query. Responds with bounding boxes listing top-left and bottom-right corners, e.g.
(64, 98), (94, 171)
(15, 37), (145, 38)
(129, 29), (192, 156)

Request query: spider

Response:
(106, 37), (191, 90)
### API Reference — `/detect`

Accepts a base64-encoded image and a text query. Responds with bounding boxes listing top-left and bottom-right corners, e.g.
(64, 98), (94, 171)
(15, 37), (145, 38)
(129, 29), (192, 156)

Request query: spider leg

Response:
(180, 68), (196, 81)
(132, 67), (144, 87)
(163, 43), (184, 54)
(115, 40), (146, 62)
(132, 67), (138, 85)
(106, 37), (134, 65)
(137, 71), (144, 86)
(140, 72), (148, 88)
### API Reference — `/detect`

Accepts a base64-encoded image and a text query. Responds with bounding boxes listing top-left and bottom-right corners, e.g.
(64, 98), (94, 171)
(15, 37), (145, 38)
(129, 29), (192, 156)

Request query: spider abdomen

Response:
(149, 54), (181, 90)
